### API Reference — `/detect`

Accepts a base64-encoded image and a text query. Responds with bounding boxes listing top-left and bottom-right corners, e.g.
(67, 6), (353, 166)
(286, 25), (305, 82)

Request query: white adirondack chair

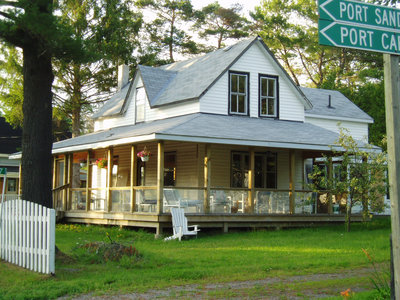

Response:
(165, 207), (200, 241)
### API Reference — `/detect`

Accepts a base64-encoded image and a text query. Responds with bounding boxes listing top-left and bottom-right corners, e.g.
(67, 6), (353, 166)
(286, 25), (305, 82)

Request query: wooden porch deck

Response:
(61, 210), (362, 235)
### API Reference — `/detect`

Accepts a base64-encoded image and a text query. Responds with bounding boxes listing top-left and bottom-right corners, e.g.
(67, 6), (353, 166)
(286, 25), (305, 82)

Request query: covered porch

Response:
(52, 140), (349, 234)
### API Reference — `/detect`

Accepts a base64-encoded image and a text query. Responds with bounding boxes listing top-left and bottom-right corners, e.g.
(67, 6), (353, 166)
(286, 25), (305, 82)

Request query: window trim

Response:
(258, 74), (279, 119)
(230, 151), (277, 189)
(228, 71), (250, 116)
(135, 86), (146, 123)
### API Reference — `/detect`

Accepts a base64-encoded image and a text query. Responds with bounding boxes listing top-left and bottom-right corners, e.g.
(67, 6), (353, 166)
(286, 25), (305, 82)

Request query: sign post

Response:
(0, 167), (7, 203)
(318, 0), (400, 297)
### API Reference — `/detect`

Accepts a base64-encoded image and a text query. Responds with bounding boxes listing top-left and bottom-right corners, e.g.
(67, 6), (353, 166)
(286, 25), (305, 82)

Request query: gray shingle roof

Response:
(53, 113), (373, 154)
(92, 81), (133, 119)
(142, 37), (258, 107)
(302, 87), (373, 122)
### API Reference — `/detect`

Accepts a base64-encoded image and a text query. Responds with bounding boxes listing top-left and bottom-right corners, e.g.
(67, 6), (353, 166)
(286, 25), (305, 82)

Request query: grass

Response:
(0, 217), (391, 299)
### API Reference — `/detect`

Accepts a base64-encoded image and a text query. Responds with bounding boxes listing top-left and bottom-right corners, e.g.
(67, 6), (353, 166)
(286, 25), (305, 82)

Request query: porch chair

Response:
(210, 190), (231, 213)
(164, 207), (200, 241)
(163, 188), (202, 213)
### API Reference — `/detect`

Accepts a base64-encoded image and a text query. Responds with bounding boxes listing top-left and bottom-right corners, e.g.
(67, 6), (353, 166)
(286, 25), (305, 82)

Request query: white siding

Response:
(200, 41), (305, 122)
(306, 117), (369, 142)
(145, 101), (200, 122)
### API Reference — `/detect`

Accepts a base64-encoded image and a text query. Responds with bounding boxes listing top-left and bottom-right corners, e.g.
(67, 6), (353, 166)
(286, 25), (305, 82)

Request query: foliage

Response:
(362, 248), (390, 299)
(307, 128), (387, 231)
(53, 0), (143, 137)
(0, 44), (23, 128)
(137, 0), (200, 63)
(73, 241), (140, 264)
(250, 0), (385, 146)
(193, 2), (249, 49)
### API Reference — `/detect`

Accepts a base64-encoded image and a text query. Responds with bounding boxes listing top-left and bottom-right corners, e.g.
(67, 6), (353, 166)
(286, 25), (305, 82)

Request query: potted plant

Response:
(96, 158), (107, 168)
(137, 147), (151, 162)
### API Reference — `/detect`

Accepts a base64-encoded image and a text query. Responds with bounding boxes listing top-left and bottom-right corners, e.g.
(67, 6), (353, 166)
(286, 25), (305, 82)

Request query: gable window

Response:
(231, 151), (277, 188)
(259, 75), (278, 118)
(229, 72), (249, 115)
(135, 86), (145, 123)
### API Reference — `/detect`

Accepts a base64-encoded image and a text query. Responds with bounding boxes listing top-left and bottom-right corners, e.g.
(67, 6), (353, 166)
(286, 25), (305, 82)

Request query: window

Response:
(164, 152), (177, 186)
(229, 72), (248, 115)
(259, 75), (278, 117)
(7, 178), (17, 192)
(135, 87), (145, 123)
(231, 151), (277, 188)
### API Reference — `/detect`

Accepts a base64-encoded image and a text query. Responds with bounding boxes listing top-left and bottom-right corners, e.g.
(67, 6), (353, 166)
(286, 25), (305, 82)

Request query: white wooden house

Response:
(51, 36), (373, 233)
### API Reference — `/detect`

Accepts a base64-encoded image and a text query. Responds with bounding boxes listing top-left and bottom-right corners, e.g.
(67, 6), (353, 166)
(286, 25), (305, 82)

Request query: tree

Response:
(0, 0), (84, 207)
(137, 0), (199, 63)
(53, 0), (142, 137)
(250, 0), (386, 147)
(0, 44), (23, 128)
(308, 128), (387, 232)
(193, 2), (249, 49)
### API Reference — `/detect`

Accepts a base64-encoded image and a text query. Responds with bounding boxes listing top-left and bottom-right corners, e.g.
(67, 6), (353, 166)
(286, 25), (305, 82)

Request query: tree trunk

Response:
(21, 42), (54, 208)
(346, 199), (352, 232)
(71, 107), (81, 138)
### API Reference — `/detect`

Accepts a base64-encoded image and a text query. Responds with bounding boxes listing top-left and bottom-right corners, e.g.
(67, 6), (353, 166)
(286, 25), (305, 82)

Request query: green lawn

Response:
(0, 217), (391, 299)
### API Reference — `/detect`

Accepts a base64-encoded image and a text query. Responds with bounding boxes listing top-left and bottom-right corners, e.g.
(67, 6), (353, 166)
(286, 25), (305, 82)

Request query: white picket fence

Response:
(0, 199), (55, 274)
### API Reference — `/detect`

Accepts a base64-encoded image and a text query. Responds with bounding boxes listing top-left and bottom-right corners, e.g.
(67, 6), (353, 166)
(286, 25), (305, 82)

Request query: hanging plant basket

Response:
(140, 156), (149, 162)
(137, 147), (151, 162)
(95, 158), (108, 168)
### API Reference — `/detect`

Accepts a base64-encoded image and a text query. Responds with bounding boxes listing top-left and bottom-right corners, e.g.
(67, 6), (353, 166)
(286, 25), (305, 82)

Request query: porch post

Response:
(63, 154), (68, 211)
(106, 147), (113, 212)
(327, 156), (333, 214)
(157, 141), (164, 214)
(18, 161), (22, 196)
(52, 156), (57, 208)
(68, 154), (73, 210)
(289, 150), (295, 214)
(204, 144), (211, 214)
(85, 151), (91, 212)
(130, 145), (137, 213)
(248, 149), (255, 213)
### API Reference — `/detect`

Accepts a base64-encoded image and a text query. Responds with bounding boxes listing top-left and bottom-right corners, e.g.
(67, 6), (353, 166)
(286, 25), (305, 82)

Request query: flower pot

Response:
(141, 156), (149, 162)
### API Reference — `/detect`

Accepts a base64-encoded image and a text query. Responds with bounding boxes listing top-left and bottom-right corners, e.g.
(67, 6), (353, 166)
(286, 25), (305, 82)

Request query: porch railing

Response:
(63, 186), (343, 215)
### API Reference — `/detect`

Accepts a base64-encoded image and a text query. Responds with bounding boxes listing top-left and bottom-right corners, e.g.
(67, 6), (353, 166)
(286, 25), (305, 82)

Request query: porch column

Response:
(157, 141), (164, 214)
(18, 161), (21, 196)
(248, 148), (255, 213)
(204, 144), (211, 214)
(106, 147), (113, 212)
(130, 145), (137, 213)
(52, 156), (57, 208)
(63, 154), (68, 211)
(289, 150), (295, 214)
(67, 154), (73, 210)
(85, 151), (91, 212)
(327, 156), (333, 214)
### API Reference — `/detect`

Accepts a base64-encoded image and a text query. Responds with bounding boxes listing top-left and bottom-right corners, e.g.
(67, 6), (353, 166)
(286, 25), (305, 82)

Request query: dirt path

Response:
(60, 267), (377, 299)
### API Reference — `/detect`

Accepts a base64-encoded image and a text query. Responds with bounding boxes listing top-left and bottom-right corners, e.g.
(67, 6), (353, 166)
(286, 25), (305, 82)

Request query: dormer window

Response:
(229, 71), (249, 115)
(259, 74), (278, 118)
(136, 86), (145, 123)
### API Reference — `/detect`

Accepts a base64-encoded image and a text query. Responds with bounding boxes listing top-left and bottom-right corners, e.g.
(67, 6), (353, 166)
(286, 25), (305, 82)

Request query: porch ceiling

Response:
(52, 113), (374, 154)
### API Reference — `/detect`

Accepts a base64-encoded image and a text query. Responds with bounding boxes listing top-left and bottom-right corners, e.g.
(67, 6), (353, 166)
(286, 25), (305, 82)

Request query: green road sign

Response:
(0, 168), (6, 175)
(319, 0), (400, 31)
(319, 19), (400, 55)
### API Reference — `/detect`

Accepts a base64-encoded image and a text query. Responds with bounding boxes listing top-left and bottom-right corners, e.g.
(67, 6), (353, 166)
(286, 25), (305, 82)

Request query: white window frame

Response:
(229, 72), (249, 115)
(259, 75), (278, 118)
(135, 86), (146, 123)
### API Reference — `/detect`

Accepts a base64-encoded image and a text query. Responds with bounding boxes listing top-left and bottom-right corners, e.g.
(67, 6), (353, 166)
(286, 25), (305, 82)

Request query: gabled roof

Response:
(141, 37), (258, 107)
(52, 113), (374, 154)
(93, 36), (313, 119)
(92, 80), (134, 119)
(302, 87), (373, 123)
